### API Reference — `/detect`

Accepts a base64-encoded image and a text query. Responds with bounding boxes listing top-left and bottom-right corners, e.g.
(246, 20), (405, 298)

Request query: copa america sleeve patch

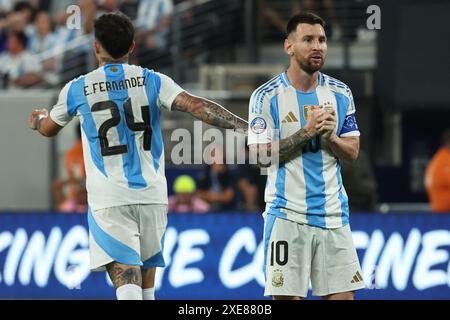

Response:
(250, 117), (267, 134)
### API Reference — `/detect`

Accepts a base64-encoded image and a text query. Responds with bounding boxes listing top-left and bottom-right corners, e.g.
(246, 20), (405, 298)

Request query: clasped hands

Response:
(305, 107), (337, 142)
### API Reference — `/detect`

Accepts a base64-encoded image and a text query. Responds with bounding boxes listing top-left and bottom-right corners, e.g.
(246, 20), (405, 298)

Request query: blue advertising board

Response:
(0, 212), (449, 299)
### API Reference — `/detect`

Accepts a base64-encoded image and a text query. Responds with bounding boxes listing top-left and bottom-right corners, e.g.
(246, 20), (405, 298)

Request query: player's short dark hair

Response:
(94, 12), (134, 59)
(10, 30), (28, 48)
(286, 12), (326, 37)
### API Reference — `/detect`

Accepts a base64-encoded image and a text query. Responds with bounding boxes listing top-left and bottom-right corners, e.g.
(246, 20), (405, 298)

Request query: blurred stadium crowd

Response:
(0, 0), (375, 89)
(0, 0), (180, 88)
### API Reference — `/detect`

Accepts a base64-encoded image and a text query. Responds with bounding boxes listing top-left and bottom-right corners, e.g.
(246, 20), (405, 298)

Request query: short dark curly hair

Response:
(94, 12), (134, 59)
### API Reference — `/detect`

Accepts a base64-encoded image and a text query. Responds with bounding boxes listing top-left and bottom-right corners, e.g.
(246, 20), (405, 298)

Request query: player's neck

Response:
(98, 55), (128, 66)
(286, 64), (319, 93)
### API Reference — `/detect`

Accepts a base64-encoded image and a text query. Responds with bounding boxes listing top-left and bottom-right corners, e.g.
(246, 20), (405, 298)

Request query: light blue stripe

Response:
(334, 92), (350, 135)
(252, 75), (280, 112)
(263, 214), (277, 278)
(334, 90), (351, 224)
(252, 75), (281, 113)
(268, 95), (288, 213)
(258, 79), (282, 114)
(156, 0), (164, 23)
(105, 64), (147, 189)
(142, 232), (166, 269)
(66, 80), (78, 116)
(87, 208), (142, 266)
(297, 91), (326, 228)
(71, 77), (107, 177)
(319, 72), (324, 86)
(280, 72), (289, 87)
(336, 161), (349, 225)
(143, 69), (163, 172)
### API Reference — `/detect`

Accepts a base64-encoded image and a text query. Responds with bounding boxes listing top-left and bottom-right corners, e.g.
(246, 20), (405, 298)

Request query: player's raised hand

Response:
(28, 108), (48, 130)
(316, 109), (337, 140)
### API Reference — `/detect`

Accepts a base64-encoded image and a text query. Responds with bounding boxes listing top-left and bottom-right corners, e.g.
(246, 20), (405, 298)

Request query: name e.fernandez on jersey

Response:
(83, 76), (147, 96)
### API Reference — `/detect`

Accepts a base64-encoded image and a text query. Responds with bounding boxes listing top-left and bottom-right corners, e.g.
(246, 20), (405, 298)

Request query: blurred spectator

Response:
(32, 0), (51, 12)
(0, 30), (43, 88)
(13, 1), (36, 35)
(100, 0), (120, 13)
(341, 149), (378, 212)
(197, 147), (235, 211)
(28, 11), (57, 54)
(424, 129), (450, 213)
(56, 0), (98, 85)
(52, 177), (88, 213)
(28, 10), (59, 86)
(0, 2), (34, 52)
(0, 0), (13, 17)
(168, 175), (210, 213)
(134, 0), (173, 68)
(233, 147), (266, 212)
(52, 124), (87, 214)
(257, 0), (286, 35)
(64, 124), (86, 184)
(0, 0), (11, 10)
(256, 0), (342, 41)
(78, 0), (97, 35)
(120, 0), (139, 20)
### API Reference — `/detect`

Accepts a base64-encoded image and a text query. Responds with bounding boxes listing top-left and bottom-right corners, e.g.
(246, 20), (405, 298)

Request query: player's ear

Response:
(284, 38), (293, 56)
(128, 40), (136, 54)
(94, 41), (100, 55)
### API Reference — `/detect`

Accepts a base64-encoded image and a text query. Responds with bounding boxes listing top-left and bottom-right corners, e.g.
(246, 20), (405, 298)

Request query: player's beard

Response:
(297, 55), (324, 75)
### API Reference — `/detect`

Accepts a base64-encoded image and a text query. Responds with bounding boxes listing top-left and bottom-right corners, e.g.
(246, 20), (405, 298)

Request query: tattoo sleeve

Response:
(106, 262), (142, 288)
(256, 128), (313, 167)
(172, 92), (248, 133)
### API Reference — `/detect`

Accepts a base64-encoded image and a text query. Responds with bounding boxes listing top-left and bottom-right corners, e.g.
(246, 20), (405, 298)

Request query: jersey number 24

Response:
(92, 98), (152, 156)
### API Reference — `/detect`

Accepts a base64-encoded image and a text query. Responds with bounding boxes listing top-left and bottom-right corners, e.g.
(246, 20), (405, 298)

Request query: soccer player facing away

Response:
(28, 12), (247, 300)
(248, 12), (365, 300)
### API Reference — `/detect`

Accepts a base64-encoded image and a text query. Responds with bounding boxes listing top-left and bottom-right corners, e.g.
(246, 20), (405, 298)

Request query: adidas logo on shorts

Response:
(351, 271), (363, 283)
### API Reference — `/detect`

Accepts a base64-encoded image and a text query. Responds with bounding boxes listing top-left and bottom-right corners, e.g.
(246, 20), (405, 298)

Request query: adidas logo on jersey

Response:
(351, 271), (363, 283)
(282, 112), (298, 123)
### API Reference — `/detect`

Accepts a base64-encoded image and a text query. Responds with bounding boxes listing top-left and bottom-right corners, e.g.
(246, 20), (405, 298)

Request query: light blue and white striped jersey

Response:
(136, 0), (173, 30)
(248, 72), (360, 229)
(50, 64), (184, 211)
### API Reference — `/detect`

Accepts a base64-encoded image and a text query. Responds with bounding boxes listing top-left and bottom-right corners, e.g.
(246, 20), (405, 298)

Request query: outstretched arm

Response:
(171, 92), (248, 134)
(28, 108), (63, 137)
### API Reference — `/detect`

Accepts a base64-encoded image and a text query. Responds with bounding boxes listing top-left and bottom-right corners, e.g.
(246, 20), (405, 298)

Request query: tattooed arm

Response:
(250, 108), (324, 167)
(171, 92), (248, 133)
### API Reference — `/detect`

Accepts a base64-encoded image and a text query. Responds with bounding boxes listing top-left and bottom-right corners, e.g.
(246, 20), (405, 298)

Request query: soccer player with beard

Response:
(248, 12), (364, 300)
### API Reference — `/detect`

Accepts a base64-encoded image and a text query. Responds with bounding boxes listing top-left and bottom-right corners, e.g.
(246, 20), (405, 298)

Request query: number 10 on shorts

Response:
(270, 241), (288, 266)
